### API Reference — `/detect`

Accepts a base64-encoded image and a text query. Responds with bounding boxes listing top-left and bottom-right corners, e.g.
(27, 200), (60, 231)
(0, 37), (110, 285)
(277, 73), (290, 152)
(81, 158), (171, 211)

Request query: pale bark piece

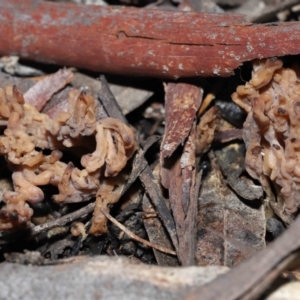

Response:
(24, 68), (74, 111)
(161, 83), (202, 158)
(43, 82), (107, 120)
(196, 152), (265, 267)
(3, 1), (300, 78)
(110, 83), (153, 115)
(266, 282), (300, 300)
(0, 71), (34, 93)
(0, 55), (44, 76)
(0, 256), (229, 300)
(71, 72), (152, 115)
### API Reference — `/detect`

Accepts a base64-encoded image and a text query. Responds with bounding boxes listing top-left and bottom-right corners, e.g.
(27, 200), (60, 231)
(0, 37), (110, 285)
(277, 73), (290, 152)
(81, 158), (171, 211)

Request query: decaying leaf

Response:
(215, 143), (264, 201)
(197, 152), (265, 267)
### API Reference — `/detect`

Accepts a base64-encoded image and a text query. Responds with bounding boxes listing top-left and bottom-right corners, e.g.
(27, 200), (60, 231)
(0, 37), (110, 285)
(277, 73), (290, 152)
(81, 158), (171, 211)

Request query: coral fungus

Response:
(0, 85), (136, 235)
(232, 58), (300, 214)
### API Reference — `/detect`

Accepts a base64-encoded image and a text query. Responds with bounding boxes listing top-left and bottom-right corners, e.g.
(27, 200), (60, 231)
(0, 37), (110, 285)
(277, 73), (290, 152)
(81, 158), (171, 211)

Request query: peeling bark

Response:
(160, 83), (201, 265)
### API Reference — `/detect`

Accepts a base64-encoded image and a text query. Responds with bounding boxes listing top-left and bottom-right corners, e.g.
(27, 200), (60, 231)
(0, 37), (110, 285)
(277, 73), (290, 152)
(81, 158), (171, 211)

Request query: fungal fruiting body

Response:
(232, 58), (300, 214)
(0, 86), (136, 235)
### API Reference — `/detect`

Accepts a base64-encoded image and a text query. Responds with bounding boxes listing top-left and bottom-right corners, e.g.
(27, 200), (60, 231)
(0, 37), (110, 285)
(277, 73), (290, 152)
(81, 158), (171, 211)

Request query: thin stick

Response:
(3, 1), (300, 78)
(31, 203), (95, 235)
(0, 203), (95, 245)
(101, 209), (177, 256)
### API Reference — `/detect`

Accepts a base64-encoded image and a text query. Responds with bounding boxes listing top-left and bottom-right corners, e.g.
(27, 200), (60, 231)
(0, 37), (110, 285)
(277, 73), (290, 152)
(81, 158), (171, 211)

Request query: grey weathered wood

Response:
(0, 256), (228, 300)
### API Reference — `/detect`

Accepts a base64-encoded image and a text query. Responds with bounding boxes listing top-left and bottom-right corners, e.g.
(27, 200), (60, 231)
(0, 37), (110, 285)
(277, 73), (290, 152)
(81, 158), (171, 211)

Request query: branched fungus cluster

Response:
(232, 58), (300, 213)
(0, 86), (136, 235)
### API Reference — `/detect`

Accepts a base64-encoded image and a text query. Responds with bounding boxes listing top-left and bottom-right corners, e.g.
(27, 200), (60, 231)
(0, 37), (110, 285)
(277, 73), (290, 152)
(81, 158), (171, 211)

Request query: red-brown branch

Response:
(1, 1), (300, 78)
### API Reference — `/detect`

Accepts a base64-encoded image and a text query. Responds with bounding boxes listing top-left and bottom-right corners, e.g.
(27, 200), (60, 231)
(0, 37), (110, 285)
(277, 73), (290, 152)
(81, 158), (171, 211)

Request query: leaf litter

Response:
(2, 1), (300, 299)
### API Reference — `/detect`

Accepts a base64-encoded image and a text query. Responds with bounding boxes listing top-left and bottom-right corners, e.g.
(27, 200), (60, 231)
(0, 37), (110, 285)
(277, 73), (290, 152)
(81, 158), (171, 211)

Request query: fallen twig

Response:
(31, 203), (95, 236)
(0, 203), (95, 246)
(3, 1), (300, 78)
(101, 209), (176, 256)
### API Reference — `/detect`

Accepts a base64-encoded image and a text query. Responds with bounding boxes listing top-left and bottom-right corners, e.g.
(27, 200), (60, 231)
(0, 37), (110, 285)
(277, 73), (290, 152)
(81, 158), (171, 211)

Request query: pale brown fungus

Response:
(0, 86), (136, 233)
(232, 58), (300, 213)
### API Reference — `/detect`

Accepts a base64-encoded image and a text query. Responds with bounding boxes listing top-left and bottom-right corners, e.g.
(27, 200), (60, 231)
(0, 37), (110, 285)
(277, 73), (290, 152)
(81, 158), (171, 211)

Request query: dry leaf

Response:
(215, 143), (263, 200)
(197, 151), (265, 267)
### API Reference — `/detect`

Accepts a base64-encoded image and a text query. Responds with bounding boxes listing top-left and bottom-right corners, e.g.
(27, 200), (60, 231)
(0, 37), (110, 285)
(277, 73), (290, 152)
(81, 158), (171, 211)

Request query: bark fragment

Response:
(160, 83), (202, 265)
(24, 69), (73, 111)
